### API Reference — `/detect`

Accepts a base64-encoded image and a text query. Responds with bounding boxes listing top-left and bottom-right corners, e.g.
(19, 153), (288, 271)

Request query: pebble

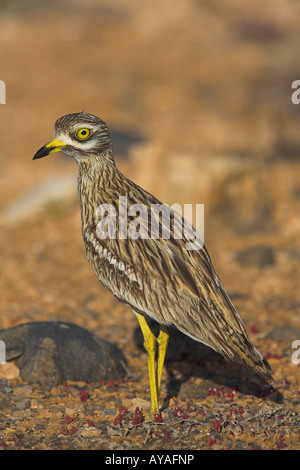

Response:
(15, 399), (31, 410)
(0, 363), (20, 380)
(128, 397), (150, 412)
(102, 408), (116, 415)
(64, 404), (85, 416)
(78, 426), (102, 438)
(30, 399), (44, 409)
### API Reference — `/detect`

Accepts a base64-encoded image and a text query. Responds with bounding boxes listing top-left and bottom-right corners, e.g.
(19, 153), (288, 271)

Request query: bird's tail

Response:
(223, 333), (273, 384)
(205, 266), (274, 384)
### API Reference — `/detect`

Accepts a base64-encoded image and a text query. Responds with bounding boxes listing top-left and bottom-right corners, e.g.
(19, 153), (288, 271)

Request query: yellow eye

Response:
(75, 128), (91, 140)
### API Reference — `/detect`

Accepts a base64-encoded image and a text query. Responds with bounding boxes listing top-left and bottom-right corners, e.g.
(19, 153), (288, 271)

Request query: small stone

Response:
(64, 407), (77, 417)
(102, 408), (116, 415)
(128, 397), (150, 412)
(0, 363), (20, 380)
(30, 399), (43, 409)
(78, 426), (102, 438)
(16, 399), (31, 410)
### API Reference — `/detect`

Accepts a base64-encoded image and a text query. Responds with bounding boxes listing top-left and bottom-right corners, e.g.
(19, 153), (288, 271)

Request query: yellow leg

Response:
(156, 325), (169, 397)
(136, 313), (159, 418)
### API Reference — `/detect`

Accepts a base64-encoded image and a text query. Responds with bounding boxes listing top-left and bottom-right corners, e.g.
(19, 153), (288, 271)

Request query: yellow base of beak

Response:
(33, 138), (67, 160)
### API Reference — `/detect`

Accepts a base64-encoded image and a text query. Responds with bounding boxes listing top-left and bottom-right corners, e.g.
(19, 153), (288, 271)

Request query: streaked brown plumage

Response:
(33, 112), (273, 418)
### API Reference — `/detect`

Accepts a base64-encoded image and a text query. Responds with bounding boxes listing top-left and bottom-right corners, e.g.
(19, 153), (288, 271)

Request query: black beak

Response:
(33, 144), (52, 160)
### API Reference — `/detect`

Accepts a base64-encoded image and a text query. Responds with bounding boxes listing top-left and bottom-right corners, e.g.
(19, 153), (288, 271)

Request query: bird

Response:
(33, 111), (273, 419)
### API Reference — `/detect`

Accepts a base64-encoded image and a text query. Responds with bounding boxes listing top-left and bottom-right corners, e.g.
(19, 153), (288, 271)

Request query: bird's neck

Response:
(77, 147), (115, 176)
(77, 149), (120, 229)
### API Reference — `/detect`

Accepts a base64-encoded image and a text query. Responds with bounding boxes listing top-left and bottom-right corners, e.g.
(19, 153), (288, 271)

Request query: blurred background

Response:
(0, 0), (300, 347)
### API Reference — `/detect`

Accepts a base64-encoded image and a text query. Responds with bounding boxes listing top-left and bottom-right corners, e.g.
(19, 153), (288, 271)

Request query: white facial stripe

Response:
(55, 132), (96, 150)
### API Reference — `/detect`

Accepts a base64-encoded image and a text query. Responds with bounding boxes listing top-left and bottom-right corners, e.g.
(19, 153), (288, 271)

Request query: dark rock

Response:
(235, 246), (275, 268)
(0, 321), (127, 387)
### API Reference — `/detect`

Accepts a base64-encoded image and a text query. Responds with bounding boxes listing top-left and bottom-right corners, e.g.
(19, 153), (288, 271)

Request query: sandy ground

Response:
(0, 0), (299, 450)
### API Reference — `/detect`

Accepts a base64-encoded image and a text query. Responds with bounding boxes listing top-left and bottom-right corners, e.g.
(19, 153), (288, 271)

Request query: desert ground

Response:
(0, 0), (299, 450)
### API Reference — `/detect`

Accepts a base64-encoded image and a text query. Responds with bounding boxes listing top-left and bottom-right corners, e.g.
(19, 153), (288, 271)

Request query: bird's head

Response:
(33, 112), (112, 164)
